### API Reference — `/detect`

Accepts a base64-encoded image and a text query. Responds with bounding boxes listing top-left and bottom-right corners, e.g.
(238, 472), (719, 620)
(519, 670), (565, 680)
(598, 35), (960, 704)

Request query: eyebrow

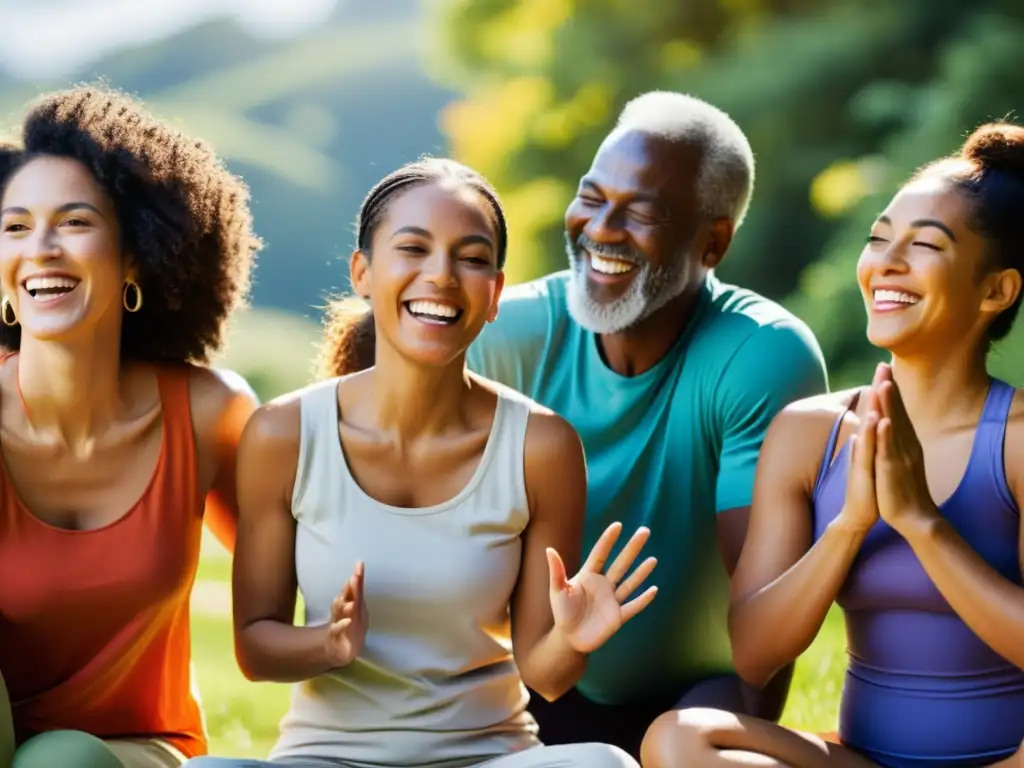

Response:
(390, 226), (494, 250)
(877, 215), (957, 243)
(0, 202), (104, 218)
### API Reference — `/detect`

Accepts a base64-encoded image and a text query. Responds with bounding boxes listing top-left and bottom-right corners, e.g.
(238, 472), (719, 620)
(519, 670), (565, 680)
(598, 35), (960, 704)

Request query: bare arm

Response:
(232, 399), (334, 682)
(191, 367), (260, 553)
(893, 395), (1024, 669)
(510, 408), (588, 702)
(729, 399), (869, 689)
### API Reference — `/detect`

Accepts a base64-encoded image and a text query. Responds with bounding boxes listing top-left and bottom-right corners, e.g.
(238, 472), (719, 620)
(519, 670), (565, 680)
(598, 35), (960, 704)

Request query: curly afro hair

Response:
(0, 85), (261, 363)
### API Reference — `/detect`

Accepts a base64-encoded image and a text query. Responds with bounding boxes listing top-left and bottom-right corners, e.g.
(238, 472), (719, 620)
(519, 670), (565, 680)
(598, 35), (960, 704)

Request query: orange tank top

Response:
(0, 363), (207, 757)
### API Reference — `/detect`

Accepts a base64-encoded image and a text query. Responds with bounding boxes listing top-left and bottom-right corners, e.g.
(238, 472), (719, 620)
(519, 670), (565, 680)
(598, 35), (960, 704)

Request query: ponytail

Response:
(316, 296), (376, 378)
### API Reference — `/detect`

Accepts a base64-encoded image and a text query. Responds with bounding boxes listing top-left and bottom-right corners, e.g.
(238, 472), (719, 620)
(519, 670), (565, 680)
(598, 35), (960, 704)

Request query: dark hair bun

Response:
(962, 123), (1024, 173)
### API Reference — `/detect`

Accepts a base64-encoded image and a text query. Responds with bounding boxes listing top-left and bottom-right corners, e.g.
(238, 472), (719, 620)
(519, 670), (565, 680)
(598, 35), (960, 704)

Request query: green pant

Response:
(0, 670), (124, 768)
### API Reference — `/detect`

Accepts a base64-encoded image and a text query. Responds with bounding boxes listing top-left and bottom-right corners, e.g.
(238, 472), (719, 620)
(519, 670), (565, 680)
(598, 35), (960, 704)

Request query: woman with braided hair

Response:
(0, 86), (260, 767)
(189, 157), (655, 768)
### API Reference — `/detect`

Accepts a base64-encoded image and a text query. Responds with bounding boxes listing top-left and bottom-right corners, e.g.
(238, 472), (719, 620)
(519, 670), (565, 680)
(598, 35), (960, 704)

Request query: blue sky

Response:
(0, 0), (341, 79)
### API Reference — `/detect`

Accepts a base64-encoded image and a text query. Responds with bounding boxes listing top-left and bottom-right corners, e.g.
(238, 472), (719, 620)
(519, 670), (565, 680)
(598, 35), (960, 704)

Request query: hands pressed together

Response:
(839, 362), (941, 538)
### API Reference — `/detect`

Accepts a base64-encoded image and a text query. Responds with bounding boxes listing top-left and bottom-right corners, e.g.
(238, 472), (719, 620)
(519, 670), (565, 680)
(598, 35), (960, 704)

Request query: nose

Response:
(875, 237), (911, 276)
(582, 202), (628, 245)
(423, 248), (458, 289)
(27, 226), (61, 263)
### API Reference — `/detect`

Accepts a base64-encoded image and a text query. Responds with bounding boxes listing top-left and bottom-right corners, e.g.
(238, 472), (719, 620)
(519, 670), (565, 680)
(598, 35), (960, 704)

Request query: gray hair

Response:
(616, 91), (755, 229)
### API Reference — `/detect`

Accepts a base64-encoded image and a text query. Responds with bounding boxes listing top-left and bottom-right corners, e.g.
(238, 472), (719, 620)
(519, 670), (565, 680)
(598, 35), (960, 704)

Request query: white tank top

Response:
(270, 377), (541, 766)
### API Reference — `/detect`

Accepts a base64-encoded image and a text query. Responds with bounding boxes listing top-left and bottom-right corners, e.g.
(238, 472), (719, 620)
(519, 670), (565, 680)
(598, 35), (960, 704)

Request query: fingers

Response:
(546, 547), (569, 593)
(859, 411), (878, 463)
(580, 522), (623, 574)
(332, 561), (366, 620)
(620, 585), (658, 623)
(876, 417), (892, 460)
(604, 526), (651, 584)
(328, 617), (352, 641)
(614, 556), (657, 603)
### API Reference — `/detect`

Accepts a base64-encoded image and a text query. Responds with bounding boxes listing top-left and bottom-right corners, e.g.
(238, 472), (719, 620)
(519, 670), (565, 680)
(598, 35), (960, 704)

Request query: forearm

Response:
(518, 627), (588, 702)
(729, 517), (866, 687)
(236, 621), (336, 683)
(902, 515), (1024, 668)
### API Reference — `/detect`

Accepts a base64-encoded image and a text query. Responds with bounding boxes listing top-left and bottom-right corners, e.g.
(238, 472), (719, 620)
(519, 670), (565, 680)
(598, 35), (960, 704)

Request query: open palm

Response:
(548, 522), (658, 653)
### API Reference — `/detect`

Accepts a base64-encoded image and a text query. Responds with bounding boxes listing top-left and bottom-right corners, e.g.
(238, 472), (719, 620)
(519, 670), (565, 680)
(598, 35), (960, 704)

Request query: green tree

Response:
(433, 0), (1024, 384)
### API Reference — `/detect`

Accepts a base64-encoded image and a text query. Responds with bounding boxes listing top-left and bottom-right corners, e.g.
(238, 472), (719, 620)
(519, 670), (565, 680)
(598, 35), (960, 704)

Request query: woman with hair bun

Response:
(642, 123), (1024, 767)
(0, 86), (260, 767)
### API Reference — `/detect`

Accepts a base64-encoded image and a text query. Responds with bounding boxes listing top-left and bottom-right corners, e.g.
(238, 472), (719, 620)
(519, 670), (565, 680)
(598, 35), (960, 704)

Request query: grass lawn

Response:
(191, 534), (848, 758)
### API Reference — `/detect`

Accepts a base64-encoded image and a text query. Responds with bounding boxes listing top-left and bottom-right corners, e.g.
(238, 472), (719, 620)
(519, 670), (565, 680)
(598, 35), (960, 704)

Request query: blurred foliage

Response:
(434, 0), (1024, 386)
(213, 308), (322, 402)
(0, 0), (454, 319)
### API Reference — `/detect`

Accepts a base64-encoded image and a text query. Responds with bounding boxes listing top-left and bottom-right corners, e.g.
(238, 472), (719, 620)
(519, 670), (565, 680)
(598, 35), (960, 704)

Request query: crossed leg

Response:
(640, 708), (1024, 768)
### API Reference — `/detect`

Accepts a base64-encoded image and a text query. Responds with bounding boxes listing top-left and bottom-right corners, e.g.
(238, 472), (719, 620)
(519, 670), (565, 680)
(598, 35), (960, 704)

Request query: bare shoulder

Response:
(762, 387), (862, 475)
(1003, 388), (1024, 499)
(471, 373), (582, 462)
(187, 366), (260, 425)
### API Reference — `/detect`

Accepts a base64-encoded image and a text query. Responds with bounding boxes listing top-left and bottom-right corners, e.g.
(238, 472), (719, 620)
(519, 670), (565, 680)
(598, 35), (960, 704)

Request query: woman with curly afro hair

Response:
(0, 86), (261, 768)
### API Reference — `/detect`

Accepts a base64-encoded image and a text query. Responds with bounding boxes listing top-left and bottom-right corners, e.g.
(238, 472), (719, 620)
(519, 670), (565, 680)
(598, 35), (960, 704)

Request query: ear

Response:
(350, 249), (371, 299)
(981, 267), (1022, 316)
(702, 218), (735, 269)
(487, 271), (506, 323)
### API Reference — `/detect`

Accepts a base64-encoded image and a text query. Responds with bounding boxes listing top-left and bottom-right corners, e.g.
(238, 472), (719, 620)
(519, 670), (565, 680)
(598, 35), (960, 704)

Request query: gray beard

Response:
(564, 232), (691, 335)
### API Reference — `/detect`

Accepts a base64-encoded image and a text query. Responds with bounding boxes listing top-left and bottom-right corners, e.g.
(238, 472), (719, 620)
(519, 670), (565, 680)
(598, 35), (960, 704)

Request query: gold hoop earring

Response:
(1, 297), (17, 327)
(123, 279), (143, 313)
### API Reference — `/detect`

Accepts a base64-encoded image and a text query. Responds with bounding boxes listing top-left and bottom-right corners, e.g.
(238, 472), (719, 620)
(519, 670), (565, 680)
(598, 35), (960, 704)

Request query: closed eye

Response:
(912, 241), (941, 251)
(867, 235), (887, 243)
(397, 245), (428, 254)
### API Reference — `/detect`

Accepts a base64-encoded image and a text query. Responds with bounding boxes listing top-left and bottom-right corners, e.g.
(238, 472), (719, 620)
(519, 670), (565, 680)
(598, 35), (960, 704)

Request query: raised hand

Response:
(325, 561), (368, 667)
(547, 522), (658, 654)
(872, 363), (939, 535)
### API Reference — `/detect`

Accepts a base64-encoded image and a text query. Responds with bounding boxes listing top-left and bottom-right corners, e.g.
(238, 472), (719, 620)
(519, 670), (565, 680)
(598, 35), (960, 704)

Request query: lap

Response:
(186, 746), (637, 768)
(526, 672), (782, 760)
(642, 708), (875, 768)
(105, 739), (186, 768)
(481, 743), (637, 767)
(12, 731), (184, 768)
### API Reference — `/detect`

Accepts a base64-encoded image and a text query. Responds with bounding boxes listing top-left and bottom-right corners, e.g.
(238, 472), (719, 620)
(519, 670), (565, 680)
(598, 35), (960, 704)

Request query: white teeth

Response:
(407, 300), (459, 319)
(25, 276), (79, 293)
(873, 289), (919, 305)
(590, 252), (636, 275)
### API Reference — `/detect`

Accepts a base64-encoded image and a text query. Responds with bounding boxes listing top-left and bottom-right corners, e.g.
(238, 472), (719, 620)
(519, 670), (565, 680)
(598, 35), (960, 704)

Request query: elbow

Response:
(525, 674), (575, 703)
(728, 613), (775, 690)
(234, 632), (273, 683)
(730, 649), (775, 691)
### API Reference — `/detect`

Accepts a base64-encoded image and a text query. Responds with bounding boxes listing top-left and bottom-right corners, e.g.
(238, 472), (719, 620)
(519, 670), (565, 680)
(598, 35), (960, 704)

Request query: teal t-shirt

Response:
(467, 270), (828, 705)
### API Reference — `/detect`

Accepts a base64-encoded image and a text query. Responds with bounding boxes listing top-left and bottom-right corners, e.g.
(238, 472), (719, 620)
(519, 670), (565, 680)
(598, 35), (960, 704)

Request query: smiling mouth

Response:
(872, 288), (920, 311)
(403, 299), (463, 326)
(588, 251), (638, 277)
(23, 276), (81, 303)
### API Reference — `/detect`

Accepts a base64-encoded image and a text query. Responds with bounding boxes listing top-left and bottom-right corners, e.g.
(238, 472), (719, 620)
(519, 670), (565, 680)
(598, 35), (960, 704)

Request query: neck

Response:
(597, 285), (702, 377)
(16, 332), (124, 447)
(369, 342), (471, 440)
(889, 340), (991, 429)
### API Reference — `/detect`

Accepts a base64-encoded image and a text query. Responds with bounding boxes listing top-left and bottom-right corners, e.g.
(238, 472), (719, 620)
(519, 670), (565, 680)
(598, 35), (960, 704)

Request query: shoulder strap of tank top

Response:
(974, 378), (1018, 513)
(291, 378), (347, 519)
(487, 386), (532, 518)
(154, 365), (199, 492)
(813, 390), (861, 494)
